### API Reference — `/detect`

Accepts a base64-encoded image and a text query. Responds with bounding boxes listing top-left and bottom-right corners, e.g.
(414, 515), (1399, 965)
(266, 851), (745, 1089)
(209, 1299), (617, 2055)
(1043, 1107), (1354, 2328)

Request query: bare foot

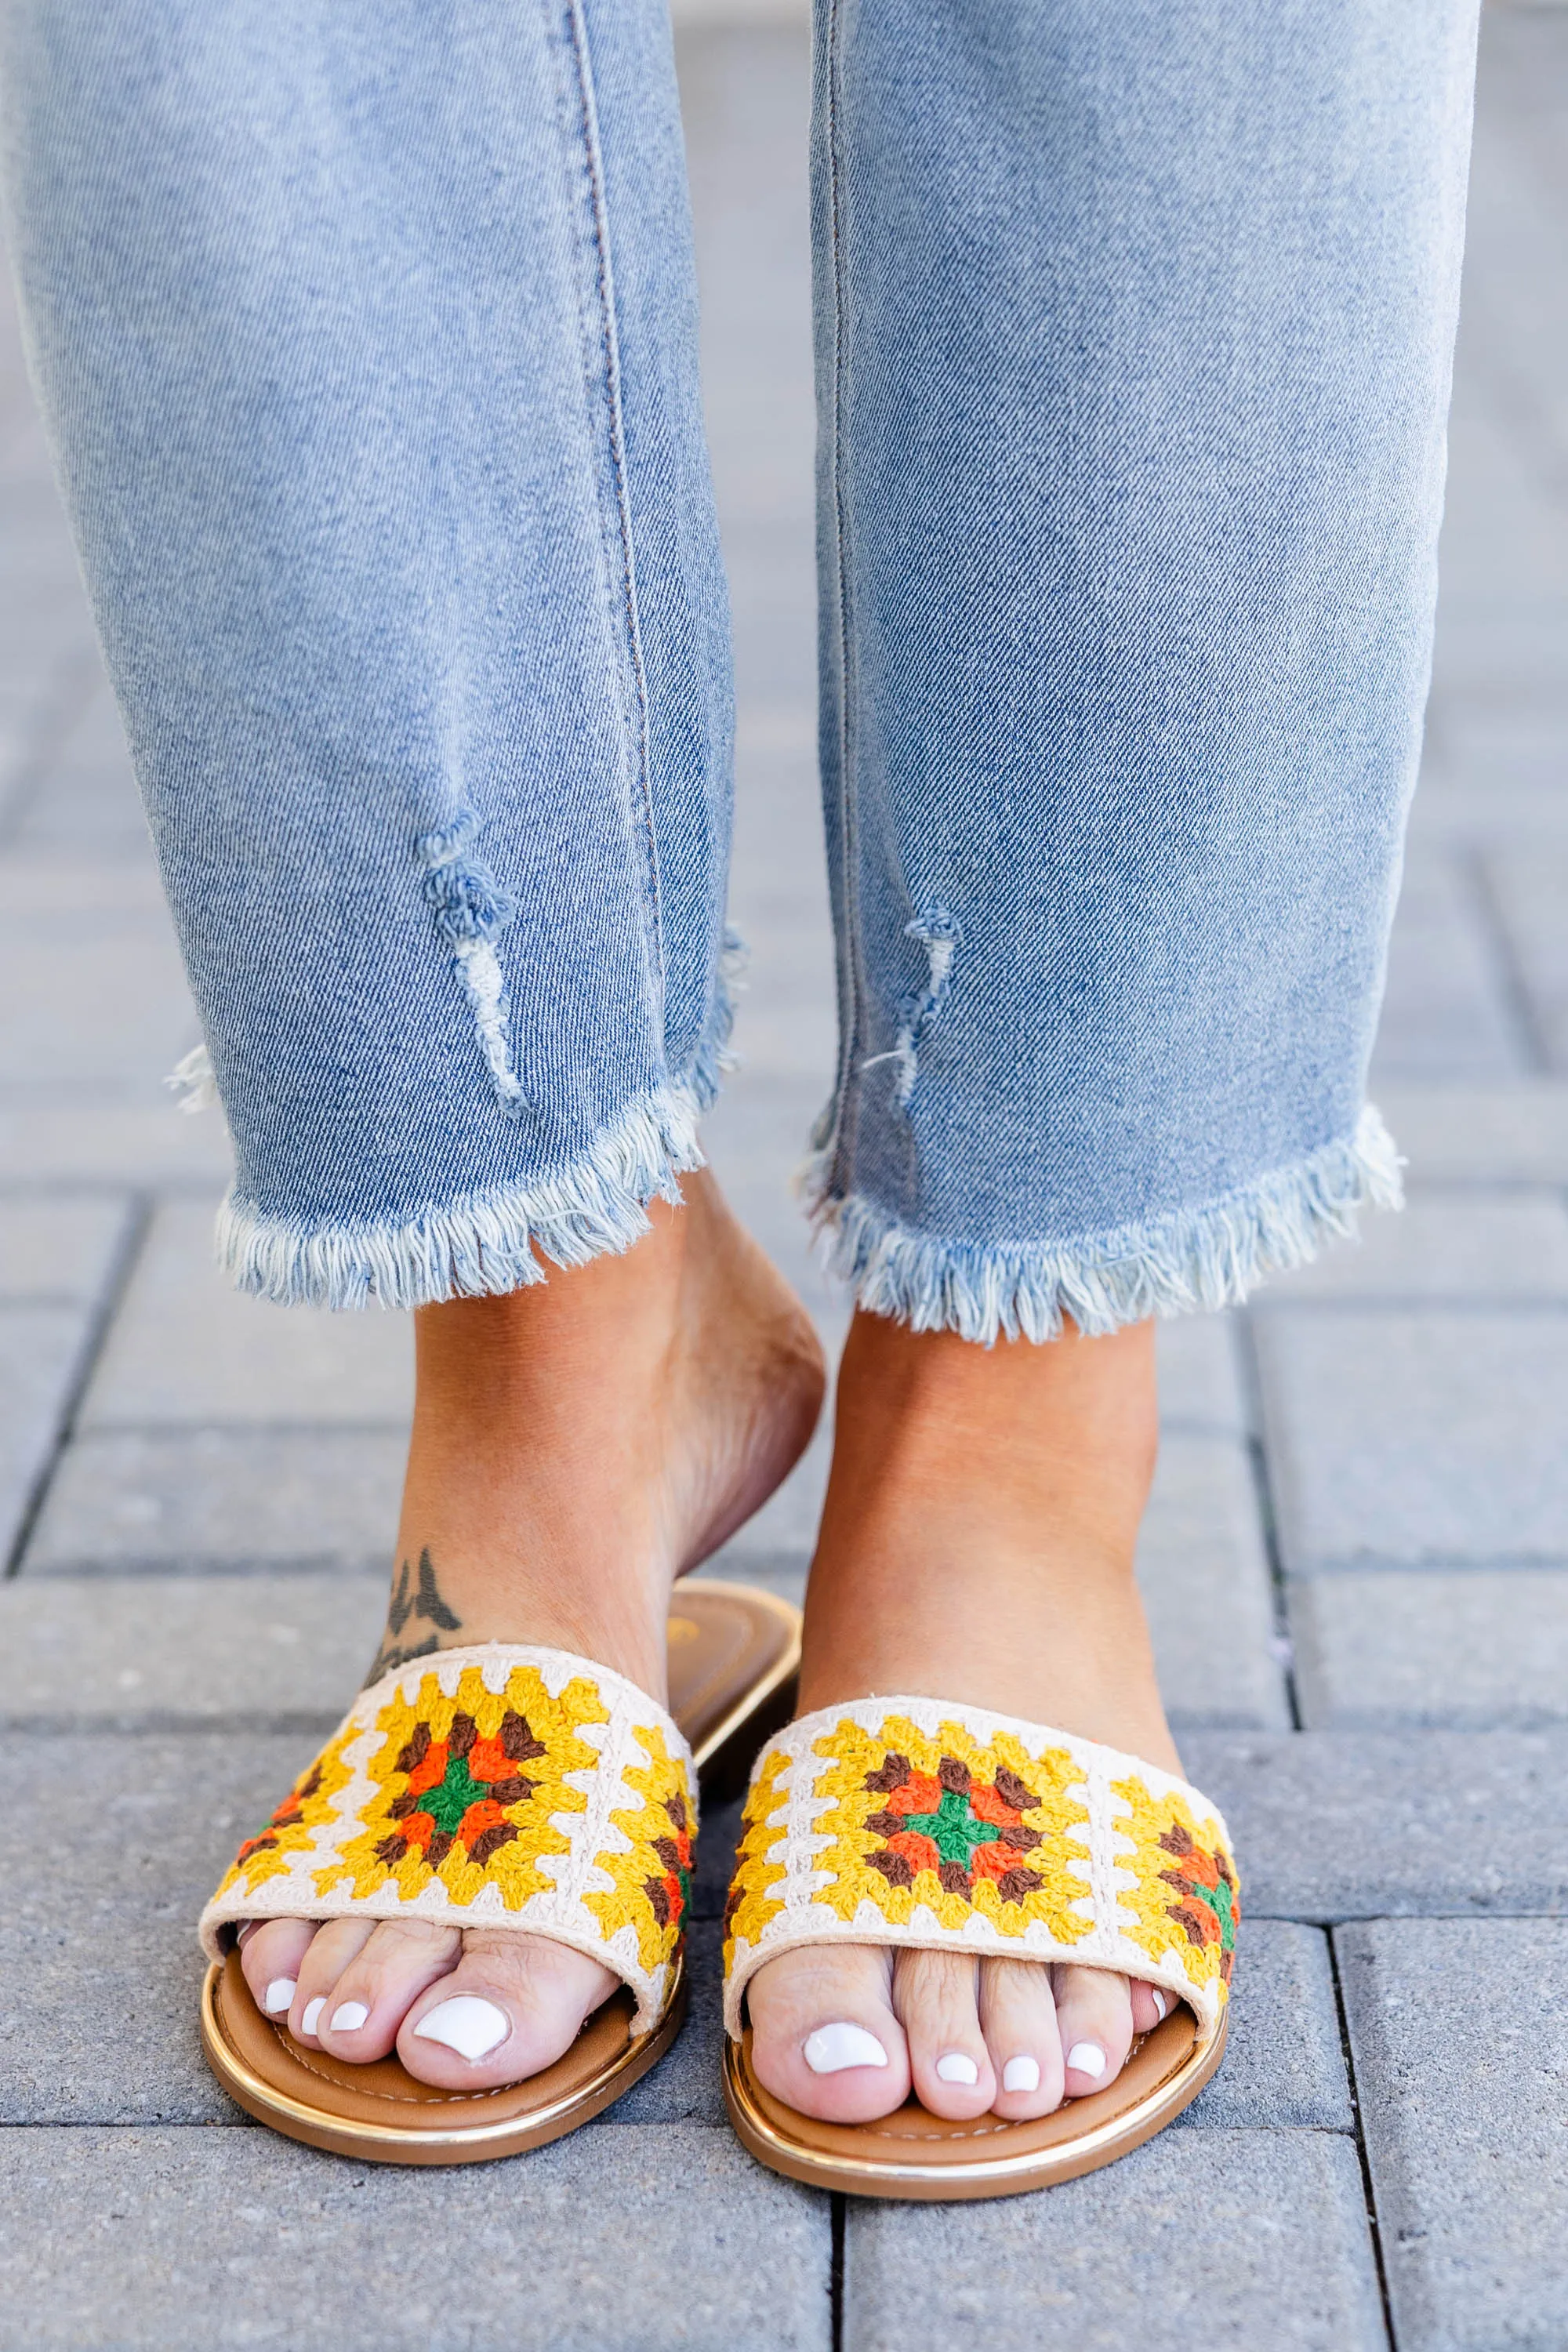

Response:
(746, 1308), (1178, 2125)
(240, 1170), (826, 2089)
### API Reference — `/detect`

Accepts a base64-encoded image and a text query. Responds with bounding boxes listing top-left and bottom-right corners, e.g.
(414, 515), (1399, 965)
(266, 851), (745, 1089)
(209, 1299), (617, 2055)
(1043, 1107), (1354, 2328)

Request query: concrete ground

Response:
(1, 5), (1565, 2347)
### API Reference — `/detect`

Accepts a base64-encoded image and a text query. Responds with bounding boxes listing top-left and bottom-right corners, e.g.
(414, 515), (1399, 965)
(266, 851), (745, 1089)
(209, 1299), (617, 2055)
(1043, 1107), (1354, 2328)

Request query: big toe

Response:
(397, 1929), (620, 2090)
(746, 1945), (911, 2124)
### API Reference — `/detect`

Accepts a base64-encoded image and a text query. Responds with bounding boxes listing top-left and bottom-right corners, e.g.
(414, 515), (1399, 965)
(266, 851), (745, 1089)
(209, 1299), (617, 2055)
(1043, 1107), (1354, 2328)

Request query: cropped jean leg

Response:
(0, 0), (733, 1308)
(3, 2), (1483, 1338)
(808, 0), (1482, 1341)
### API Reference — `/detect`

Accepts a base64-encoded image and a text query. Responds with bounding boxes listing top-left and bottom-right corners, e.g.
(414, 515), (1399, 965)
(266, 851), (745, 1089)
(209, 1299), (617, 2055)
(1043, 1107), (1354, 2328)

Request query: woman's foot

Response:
(238, 1170), (825, 2089)
(746, 1308), (1178, 2125)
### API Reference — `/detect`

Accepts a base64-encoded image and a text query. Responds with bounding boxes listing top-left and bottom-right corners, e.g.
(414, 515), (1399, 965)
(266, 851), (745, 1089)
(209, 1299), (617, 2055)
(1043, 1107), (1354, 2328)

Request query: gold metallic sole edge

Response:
(721, 2009), (1229, 2201)
(200, 1954), (686, 2168)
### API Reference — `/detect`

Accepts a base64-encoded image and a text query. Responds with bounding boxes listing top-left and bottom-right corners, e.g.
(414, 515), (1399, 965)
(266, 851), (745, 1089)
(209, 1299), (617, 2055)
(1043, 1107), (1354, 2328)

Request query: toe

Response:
(978, 1956), (1065, 2118)
(238, 1918), (317, 2022)
(1130, 1977), (1172, 2035)
(746, 1945), (911, 2124)
(397, 1930), (619, 2090)
(893, 1948), (995, 2119)
(311, 1919), (463, 2062)
(1051, 1963), (1135, 2098)
(285, 1918), (376, 2046)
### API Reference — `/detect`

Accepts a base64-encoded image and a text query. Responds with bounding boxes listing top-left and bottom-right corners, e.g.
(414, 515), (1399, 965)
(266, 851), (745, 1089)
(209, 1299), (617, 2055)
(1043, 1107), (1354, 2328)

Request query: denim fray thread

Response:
(210, 949), (742, 1311)
(803, 1105), (1404, 1345)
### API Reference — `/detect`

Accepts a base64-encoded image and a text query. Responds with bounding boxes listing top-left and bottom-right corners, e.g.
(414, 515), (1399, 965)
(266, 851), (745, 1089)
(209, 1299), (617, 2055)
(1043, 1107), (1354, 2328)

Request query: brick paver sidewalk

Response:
(2, 9), (1564, 2347)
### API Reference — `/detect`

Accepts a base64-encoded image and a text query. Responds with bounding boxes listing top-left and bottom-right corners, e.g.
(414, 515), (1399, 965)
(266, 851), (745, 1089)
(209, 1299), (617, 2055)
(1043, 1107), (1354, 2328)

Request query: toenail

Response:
(935, 2052), (979, 2085)
(262, 1978), (296, 2016)
(804, 2023), (888, 2074)
(330, 2002), (369, 2032)
(1151, 1990), (1167, 2020)
(412, 1996), (510, 2062)
(1002, 2054), (1040, 2093)
(1066, 2041), (1107, 2079)
(299, 1997), (325, 2038)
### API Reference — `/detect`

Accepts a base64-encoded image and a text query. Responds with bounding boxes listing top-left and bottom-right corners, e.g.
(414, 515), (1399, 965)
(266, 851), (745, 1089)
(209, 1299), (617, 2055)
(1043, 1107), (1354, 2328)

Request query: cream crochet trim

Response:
(200, 1643), (695, 2034)
(721, 1697), (1238, 2049)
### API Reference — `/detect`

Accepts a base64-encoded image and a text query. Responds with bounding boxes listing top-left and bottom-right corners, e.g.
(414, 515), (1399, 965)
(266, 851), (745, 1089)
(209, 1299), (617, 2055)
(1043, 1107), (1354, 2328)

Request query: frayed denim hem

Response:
(186, 940), (745, 1311)
(803, 1104), (1405, 1345)
(217, 1080), (708, 1310)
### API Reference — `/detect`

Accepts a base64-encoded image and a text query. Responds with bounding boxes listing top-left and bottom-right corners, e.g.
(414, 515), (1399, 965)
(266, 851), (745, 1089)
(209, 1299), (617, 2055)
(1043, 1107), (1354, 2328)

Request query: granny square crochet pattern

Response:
(200, 1645), (696, 2032)
(722, 1700), (1238, 2045)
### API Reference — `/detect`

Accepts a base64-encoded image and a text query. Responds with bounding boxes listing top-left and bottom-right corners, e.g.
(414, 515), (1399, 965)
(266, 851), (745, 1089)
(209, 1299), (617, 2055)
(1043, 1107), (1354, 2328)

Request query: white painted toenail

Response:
(299, 1997), (325, 2038)
(412, 1996), (510, 2061)
(935, 2052), (979, 2085)
(330, 2002), (369, 2032)
(1151, 1990), (1167, 2020)
(1002, 2055), (1040, 2093)
(1066, 2041), (1107, 2079)
(804, 2023), (888, 2074)
(262, 1978), (296, 2016)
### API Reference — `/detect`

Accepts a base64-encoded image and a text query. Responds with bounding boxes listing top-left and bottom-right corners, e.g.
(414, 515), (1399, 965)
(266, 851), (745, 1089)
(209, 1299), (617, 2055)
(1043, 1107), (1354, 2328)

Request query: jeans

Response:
(0, 0), (1481, 1334)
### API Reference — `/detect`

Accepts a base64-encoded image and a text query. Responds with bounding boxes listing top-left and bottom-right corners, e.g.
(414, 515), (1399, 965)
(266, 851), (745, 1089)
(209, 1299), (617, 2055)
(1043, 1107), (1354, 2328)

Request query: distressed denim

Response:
(0, 0), (1480, 1333)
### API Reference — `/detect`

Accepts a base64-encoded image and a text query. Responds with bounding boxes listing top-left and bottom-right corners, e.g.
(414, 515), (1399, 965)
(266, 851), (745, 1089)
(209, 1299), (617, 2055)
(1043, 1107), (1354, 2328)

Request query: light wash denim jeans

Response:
(0, 0), (1480, 1334)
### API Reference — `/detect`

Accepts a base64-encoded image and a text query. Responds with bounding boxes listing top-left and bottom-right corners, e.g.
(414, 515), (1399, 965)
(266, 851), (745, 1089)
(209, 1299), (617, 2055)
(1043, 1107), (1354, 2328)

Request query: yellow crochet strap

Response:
(721, 1699), (1238, 2047)
(199, 1644), (696, 2034)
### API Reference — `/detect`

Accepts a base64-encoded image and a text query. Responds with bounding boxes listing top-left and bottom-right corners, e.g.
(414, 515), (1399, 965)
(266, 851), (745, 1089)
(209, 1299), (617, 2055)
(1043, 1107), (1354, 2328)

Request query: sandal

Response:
(198, 1579), (799, 2165)
(720, 1697), (1238, 2200)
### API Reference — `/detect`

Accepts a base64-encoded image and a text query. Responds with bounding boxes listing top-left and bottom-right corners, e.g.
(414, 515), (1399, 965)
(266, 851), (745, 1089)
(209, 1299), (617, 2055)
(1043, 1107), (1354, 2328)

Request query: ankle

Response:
(796, 1310), (1176, 1766)
(374, 1174), (823, 1699)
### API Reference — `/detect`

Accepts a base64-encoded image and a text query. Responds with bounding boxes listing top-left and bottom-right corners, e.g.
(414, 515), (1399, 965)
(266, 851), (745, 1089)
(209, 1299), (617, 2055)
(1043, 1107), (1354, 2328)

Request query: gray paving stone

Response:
(0, 1573), (383, 1730)
(5, 671), (154, 860)
(1269, 1193), (1568, 1300)
(1137, 1435), (1290, 1731)
(1371, 850), (1522, 1078)
(0, 1099), (234, 1184)
(1181, 1729), (1568, 1918)
(0, 1300), (93, 1566)
(82, 1196), (414, 1429)
(1255, 1308), (1568, 1570)
(0, 885), (198, 1091)
(601, 1918), (726, 2127)
(25, 1428), (405, 1573)
(1338, 1918), (1568, 2352)
(1293, 1567), (1568, 1728)
(0, 2123), (832, 2352)
(843, 2128), (1385, 2352)
(1157, 1309), (1250, 1433)
(0, 1727), (306, 2123)
(1181, 1922), (1352, 2132)
(0, 1191), (132, 1303)
(1486, 845), (1568, 1069)
(1377, 1080), (1568, 1184)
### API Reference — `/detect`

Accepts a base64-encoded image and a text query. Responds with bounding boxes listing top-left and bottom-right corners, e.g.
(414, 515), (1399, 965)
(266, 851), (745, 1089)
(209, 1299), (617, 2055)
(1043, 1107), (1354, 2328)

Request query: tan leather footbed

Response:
(722, 2006), (1229, 2201)
(201, 1581), (799, 2164)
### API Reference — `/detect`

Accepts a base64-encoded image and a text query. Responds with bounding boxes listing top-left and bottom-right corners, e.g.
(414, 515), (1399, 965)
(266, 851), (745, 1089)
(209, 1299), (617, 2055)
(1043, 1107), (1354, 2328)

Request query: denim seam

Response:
(802, 1105), (1405, 1345)
(814, 0), (864, 1197)
(558, 0), (666, 1019)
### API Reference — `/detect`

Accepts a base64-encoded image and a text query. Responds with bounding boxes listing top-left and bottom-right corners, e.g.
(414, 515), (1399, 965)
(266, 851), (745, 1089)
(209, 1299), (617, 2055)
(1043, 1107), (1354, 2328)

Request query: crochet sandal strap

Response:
(722, 1698), (1238, 2046)
(201, 1643), (695, 2034)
